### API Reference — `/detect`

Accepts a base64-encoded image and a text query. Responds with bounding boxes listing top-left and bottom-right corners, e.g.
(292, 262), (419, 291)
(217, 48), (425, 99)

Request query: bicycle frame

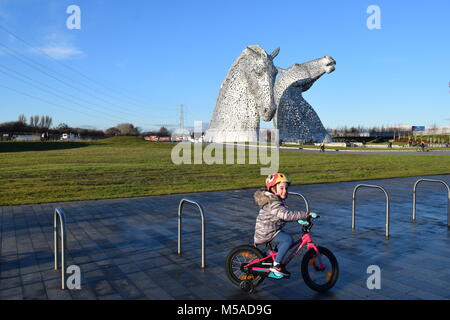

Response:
(244, 230), (325, 274)
(284, 233), (323, 268)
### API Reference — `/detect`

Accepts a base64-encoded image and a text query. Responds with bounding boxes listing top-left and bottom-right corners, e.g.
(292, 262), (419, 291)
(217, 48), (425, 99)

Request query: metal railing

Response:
(412, 179), (450, 227)
(54, 208), (66, 290)
(288, 192), (310, 213)
(177, 199), (206, 269)
(352, 184), (390, 239)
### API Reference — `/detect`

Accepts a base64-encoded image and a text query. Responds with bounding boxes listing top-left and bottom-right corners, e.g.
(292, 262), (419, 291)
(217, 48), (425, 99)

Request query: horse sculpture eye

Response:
(256, 70), (265, 77)
(254, 65), (265, 76)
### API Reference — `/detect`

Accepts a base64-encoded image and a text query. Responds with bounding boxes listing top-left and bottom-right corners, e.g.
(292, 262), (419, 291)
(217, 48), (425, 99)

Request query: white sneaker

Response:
(269, 263), (290, 276)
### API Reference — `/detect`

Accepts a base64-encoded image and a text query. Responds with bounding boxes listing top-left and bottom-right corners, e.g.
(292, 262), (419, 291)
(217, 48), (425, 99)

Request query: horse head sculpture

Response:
(274, 56), (336, 143)
(205, 46), (279, 143)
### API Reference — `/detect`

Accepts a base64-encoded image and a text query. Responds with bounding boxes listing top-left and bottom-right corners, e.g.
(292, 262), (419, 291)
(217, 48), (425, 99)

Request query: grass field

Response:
(1, 136), (449, 206)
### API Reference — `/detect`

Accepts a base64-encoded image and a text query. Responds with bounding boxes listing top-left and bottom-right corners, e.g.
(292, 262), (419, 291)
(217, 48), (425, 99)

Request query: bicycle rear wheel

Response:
(225, 245), (265, 288)
(301, 246), (339, 292)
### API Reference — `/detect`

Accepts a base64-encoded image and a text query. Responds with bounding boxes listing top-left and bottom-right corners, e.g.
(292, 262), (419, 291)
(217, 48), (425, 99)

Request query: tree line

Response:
(327, 125), (418, 136)
(0, 114), (172, 138)
(105, 123), (171, 137)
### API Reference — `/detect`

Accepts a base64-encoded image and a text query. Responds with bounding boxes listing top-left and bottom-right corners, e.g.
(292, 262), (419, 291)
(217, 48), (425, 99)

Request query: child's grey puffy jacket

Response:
(253, 188), (308, 245)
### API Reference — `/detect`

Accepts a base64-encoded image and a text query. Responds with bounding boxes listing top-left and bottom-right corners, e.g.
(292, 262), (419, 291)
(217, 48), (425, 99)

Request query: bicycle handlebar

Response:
(298, 213), (320, 226)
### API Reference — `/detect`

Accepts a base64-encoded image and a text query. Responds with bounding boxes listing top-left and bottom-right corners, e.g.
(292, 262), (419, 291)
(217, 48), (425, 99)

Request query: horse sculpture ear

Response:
(246, 46), (261, 57)
(270, 47), (280, 59)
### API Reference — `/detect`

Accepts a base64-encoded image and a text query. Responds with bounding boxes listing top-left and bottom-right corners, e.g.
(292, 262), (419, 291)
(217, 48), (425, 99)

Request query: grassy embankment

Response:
(1, 136), (449, 206)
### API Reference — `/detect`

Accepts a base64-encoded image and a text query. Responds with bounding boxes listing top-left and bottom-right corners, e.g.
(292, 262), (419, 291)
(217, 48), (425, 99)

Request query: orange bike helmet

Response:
(265, 173), (291, 191)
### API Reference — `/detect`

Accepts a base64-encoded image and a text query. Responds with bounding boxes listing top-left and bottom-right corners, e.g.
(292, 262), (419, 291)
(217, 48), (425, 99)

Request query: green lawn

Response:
(1, 136), (449, 206)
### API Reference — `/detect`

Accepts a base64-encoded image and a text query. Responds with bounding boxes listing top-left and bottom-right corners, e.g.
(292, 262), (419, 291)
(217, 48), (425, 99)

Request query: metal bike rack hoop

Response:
(54, 208), (66, 290)
(288, 192), (310, 213)
(352, 184), (390, 239)
(177, 198), (206, 269)
(412, 179), (450, 227)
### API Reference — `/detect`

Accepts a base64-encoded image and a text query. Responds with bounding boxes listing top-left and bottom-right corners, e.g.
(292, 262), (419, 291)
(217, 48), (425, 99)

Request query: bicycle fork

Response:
(299, 234), (326, 271)
(307, 243), (326, 271)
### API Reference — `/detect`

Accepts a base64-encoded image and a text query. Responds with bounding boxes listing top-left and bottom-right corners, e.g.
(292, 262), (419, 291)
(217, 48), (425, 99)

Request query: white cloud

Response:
(31, 43), (84, 60)
(29, 31), (85, 60)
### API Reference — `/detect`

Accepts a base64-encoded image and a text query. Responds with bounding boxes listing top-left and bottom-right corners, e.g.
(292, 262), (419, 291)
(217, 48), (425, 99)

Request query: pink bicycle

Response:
(225, 215), (339, 293)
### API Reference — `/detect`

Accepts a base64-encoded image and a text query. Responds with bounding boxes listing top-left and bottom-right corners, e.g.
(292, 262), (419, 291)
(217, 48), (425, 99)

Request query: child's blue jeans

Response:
(272, 231), (293, 264)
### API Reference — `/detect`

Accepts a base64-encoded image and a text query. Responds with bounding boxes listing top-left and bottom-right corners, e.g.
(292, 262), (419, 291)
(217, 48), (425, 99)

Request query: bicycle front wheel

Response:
(301, 246), (339, 292)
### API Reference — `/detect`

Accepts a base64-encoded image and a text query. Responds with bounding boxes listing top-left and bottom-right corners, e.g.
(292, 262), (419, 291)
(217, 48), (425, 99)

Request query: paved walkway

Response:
(227, 143), (450, 155)
(1, 174), (450, 300)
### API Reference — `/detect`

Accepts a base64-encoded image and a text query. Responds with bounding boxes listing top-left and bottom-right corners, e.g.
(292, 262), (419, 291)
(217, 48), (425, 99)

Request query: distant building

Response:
(144, 136), (159, 142)
(60, 133), (78, 140)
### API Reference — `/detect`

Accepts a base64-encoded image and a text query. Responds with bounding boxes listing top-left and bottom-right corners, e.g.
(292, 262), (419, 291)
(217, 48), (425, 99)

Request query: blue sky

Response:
(0, 0), (449, 131)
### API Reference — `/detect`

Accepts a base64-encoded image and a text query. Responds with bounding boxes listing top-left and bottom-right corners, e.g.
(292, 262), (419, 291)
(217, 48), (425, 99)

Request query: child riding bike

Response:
(253, 172), (316, 277)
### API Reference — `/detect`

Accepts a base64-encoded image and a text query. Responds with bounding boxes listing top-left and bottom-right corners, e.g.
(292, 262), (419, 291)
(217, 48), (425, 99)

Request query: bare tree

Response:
(38, 115), (52, 129)
(57, 123), (70, 130)
(45, 115), (52, 129)
(105, 127), (121, 136)
(29, 115), (40, 128)
(157, 126), (170, 137)
(38, 115), (44, 128)
(115, 123), (140, 136)
(18, 114), (27, 124)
